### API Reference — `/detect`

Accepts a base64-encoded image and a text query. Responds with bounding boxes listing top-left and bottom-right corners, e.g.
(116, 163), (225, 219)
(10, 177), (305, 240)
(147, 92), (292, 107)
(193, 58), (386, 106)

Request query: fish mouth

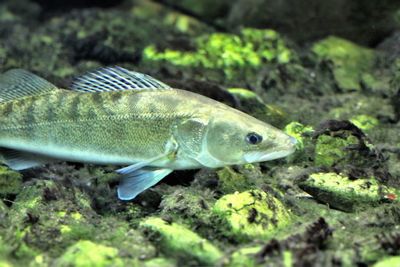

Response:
(244, 147), (296, 163)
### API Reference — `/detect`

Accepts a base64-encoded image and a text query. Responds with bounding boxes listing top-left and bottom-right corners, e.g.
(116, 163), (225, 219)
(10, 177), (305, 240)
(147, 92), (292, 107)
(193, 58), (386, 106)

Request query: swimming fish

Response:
(0, 67), (297, 200)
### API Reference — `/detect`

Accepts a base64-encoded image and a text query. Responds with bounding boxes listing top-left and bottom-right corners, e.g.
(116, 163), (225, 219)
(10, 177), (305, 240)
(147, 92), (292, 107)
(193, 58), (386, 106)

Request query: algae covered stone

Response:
(312, 36), (376, 91)
(284, 122), (314, 150)
(227, 88), (288, 128)
(373, 256), (400, 267)
(299, 172), (399, 212)
(140, 217), (222, 265)
(314, 134), (359, 167)
(143, 28), (294, 80)
(227, 246), (262, 267)
(213, 190), (292, 241)
(55, 240), (123, 267)
(0, 166), (23, 196)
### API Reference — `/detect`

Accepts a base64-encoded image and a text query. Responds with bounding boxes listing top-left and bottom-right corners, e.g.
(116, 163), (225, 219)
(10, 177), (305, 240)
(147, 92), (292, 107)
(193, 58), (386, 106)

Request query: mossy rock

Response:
(312, 36), (376, 91)
(143, 28), (294, 81)
(213, 190), (292, 241)
(349, 115), (379, 132)
(217, 167), (252, 194)
(144, 257), (176, 267)
(140, 217), (222, 265)
(55, 240), (124, 267)
(373, 256), (400, 267)
(0, 166), (23, 197)
(314, 134), (359, 167)
(299, 172), (399, 212)
(284, 122), (314, 151)
(227, 246), (262, 267)
(227, 88), (288, 128)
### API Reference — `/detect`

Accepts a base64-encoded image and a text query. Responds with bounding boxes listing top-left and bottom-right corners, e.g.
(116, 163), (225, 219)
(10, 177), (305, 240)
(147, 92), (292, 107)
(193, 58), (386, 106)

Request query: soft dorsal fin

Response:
(70, 66), (172, 93)
(0, 69), (58, 103)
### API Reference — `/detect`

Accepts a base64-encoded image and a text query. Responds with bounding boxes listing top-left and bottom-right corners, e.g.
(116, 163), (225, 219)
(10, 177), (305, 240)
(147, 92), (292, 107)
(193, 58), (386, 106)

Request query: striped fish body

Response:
(0, 88), (214, 169)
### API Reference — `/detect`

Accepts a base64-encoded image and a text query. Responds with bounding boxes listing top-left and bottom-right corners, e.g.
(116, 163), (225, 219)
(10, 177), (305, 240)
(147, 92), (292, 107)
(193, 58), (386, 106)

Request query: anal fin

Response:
(0, 148), (56, 170)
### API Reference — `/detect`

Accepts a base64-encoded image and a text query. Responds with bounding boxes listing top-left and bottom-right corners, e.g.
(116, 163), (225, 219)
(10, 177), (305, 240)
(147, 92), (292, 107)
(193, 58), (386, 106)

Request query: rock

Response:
(144, 258), (177, 267)
(299, 172), (399, 212)
(140, 217), (222, 265)
(55, 240), (123, 267)
(373, 256), (400, 267)
(143, 28), (294, 82)
(284, 122), (314, 151)
(314, 133), (359, 167)
(216, 167), (252, 194)
(227, 88), (289, 128)
(0, 166), (22, 197)
(213, 190), (292, 241)
(312, 36), (376, 91)
(226, 246), (262, 267)
(349, 115), (379, 132)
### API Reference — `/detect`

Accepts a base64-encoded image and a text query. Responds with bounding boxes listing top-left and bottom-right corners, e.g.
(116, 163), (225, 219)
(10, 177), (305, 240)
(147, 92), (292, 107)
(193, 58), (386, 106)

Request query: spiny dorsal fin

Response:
(70, 66), (172, 93)
(0, 69), (58, 103)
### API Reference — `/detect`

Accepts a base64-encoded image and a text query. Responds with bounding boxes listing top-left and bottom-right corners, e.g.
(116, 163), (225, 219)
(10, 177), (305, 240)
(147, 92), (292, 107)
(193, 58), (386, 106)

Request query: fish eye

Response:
(245, 132), (263, 145)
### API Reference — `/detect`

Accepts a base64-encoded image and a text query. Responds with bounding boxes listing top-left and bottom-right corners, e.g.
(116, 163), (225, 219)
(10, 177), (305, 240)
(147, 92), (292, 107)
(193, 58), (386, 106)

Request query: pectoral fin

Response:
(0, 148), (56, 170)
(117, 168), (173, 200)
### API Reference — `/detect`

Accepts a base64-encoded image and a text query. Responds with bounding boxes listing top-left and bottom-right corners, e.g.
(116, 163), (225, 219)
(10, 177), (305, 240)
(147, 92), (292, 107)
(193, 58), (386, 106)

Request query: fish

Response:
(0, 67), (297, 200)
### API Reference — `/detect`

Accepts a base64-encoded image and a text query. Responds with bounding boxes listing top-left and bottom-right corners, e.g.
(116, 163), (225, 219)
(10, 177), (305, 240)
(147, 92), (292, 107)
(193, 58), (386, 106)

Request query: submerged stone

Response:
(314, 134), (359, 167)
(213, 190), (292, 241)
(140, 217), (222, 265)
(299, 172), (399, 212)
(349, 115), (379, 132)
(226, 246), (262, 267)
(373, 256), (400, 267)
(217, 167), (252, 194)
(0, 166), (23, 197)
(55, 240), (123, 267)
(227, 88), (288, 128)
(284, 122), (314, 151)
(312, 36), (376, 91)
(143, 28), (294, 80)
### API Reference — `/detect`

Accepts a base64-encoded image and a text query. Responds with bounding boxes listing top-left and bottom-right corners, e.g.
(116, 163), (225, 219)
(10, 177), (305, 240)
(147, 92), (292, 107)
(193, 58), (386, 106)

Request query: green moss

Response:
(140, 217), (222, 265)
(227, 88), (288, 128)
(143, 28), (294, 79)
(213, 190), (292, 241)
(299, 172), (399, 212)
(314, 134), (359, 167)
(349, 115), (379, 131)
(228, 246), (262, 267)
(0, 261), (13, 267)
(144, 258), (176, 267)
(55, 240), (123, 267)
(0, 166), (23, 196)
(312, 36), (376, 91)
(284, 122), (314, 150)
(217, 167), (252, 194)
(373, 256), (400, 267)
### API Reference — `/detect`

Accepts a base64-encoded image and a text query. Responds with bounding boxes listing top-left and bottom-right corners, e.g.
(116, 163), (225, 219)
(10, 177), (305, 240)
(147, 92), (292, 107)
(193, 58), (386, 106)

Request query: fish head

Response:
(196, 108), (297, 168)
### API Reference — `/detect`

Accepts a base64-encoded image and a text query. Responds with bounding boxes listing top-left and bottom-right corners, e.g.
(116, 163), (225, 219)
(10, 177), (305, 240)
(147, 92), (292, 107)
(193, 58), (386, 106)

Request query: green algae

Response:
(373, 256), (400, 267)
(144, 257), (176, 267)
(227, 88), (288, 128)
(312, 36), (376, 91)
(299, 172), (399, 212)
(0, 166), (22, 197)
(284, 122), (314, 151)
(213, 190), (292, 241)
(227, 246), (261, 267)
(140, 217), (222, 265)
(217, 167), (252, 194)
(314, 134), (359, 167)
(349, 114), (379, 131)
(55, 240), (123, 267)
(143, 28), (294, 79)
